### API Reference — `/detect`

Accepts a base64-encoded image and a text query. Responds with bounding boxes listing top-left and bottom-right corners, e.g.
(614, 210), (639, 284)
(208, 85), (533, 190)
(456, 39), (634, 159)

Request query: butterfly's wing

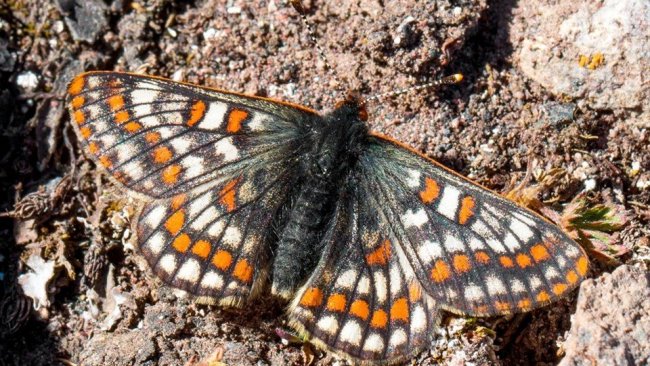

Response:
(68, 71), (314, 305)
(288, 135), (589, 363)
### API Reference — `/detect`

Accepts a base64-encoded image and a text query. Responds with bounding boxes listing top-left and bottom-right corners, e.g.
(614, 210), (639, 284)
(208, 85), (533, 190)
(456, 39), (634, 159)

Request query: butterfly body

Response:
(68, 71), (589, 364)
(273, 99), (369, 298)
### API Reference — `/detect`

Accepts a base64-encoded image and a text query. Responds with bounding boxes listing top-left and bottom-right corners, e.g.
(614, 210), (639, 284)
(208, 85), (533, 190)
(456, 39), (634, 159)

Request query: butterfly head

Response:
(334, 92), (369, 122)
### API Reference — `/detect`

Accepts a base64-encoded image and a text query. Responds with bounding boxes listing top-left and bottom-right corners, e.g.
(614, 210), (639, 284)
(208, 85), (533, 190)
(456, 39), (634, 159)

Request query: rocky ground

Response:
(0, 0), (648, 365)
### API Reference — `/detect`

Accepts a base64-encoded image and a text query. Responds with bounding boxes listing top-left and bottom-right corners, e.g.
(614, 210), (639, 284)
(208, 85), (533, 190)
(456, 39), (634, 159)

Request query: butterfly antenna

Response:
(290, 0), (344, 94)
(362, 73), (464, 106)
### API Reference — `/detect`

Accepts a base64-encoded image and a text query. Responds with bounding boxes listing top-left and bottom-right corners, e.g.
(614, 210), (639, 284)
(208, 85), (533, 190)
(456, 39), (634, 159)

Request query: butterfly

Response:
(67, 71), (589, 364)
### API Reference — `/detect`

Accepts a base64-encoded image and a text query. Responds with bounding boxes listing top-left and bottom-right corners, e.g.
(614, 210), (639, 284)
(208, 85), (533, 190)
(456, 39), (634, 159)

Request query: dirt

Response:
(0, 0), (648, 365)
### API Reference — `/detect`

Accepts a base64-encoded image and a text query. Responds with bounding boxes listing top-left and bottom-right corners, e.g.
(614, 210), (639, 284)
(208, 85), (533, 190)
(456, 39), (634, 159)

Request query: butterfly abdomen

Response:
(272, 104), (368, 298)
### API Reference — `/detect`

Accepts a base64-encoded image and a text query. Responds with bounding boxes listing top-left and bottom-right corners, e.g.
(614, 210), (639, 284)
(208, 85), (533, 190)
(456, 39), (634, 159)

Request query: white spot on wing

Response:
(469, 237), (485, 250)
(406, 169), (421, 188)
(191, 206), (218, 231)
(215, 136), (239, 161)
(199, 101), (228, 130)
(201, 271), (224, 289)
(363, 333), (384, 353)
(402, 208), (428, 228)
(417, 240), (442, 263)
(357, 276), (370, 295)
(545, 267), (560, 279)
(504, 233), (521, 250)
(444, 235), (465, 253)
(170, 136), (193, 154)
(183, 155), (205, 178)
(411, 305), (427, 333)
(513, 212), (537, 226)
(529, 275), (543, 290)
(247, 113), (267, 131)
(437, 186), (460, 221)
(316, 315), (338, 335)
(159, 254), (177, 274)
(207, 220), (225, 237)
(511, 218), (535, 243)
(335, 270), (357, 290)
(146, 232), (165, 254)
(222, 226), (242, 246)
(188, 191), (213, 217)
(373, 272), (387, 304)
(177, 258), (201, 282)
(464, 284), (485, 301)
(145, 205), (167, 228)
(389, 329), (407, 347)
(510, 279), (526, 293)
(389, 265), (402, 296)
(340, 321), (363, 346)
(486, 275), (507, 296)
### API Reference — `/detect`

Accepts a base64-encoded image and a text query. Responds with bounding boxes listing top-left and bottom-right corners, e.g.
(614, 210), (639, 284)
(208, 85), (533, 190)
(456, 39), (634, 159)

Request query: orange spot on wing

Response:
(165, 210), (185, 235)
(365, 239), (391, 266)
(172, 233), (191, 253)
(124, 121), (142, 133)
(187, 100), (206, 127)
(495, 301), (511, 312)
(566, 270), (579, 284)
(300, 287), (323, 307)
(370, 310), (388, 329)
(79, 127), (93, 140)
(191, 240), (212, 259)
(517, 298), (532, 310)
(499, 256), (515, 268)
(475, 251), (490, 264)
(516, 253), (532, 268)
(153, 146), (173, 163)
(326, 293), (346, 312)
(73, 110), (86, 125)
(349, 300), (370, 320)
(419, 177), (440, 204)
(219, 179), (239, 212)
(453, 254), (471, 273)
(408, 283), (422, 302)
(536, 290), (550, 302)
(162, 164), (182, 185)
(145, 131), (161, 144)
(552, 283), (568, 295)
(577, 256), (589, 276)
(212, 250), (232, 271)
(458, 196), (475, 224)
(98, 155), (112, 169)
(108, 95), (125, 111)
(390, 298), (409, 322)
(431, 260), (451, 282)
(171, 194), (187, 210)
(531, 244), (550, 262)
(233, 259), (253, 283)
(87, 142), (99, 155)
(71, 95), (85, 109)
(226, 109), (248, 133)
(114, 110), (130, 124)
(68, 76), (85, 95)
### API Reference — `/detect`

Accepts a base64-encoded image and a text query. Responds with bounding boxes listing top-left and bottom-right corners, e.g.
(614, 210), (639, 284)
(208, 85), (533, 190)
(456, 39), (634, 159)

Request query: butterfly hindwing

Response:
(67, 71), (313, 199)
(289, 195), (439, 363)
(68, 71), (313, 304)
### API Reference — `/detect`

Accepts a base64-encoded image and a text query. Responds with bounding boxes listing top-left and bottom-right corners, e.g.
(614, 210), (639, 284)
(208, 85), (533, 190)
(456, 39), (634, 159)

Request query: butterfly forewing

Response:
(358, 136), (589, 316)
(67, 71), (311, 199)
(68, 71), (312, 304)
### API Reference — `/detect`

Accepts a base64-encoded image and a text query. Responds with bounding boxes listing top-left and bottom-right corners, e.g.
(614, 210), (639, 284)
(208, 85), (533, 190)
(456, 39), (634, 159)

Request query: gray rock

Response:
(512, 0), (649, 122)
(560, 265), (650, 366)
(56, 0), (109, 43)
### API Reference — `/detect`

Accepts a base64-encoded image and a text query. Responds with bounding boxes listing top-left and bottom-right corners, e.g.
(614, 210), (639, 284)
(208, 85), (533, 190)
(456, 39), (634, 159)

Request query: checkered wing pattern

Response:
(68, 72), (311, 305)
(289, 135), (589, 363)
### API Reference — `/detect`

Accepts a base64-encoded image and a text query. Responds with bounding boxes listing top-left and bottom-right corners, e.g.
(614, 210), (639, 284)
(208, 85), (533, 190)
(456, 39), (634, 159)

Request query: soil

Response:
(0, 0), (648, 365)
